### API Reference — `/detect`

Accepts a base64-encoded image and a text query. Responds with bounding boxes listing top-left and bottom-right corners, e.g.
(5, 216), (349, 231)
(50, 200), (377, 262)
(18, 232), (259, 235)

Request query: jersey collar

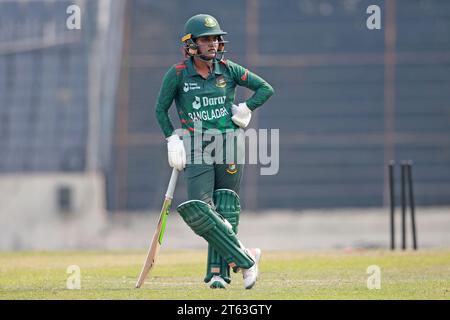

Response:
(185, 57), (223, 77)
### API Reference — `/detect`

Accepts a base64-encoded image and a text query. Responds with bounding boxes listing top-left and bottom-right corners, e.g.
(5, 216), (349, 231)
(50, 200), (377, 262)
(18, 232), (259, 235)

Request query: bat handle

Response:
(165, 168), (179, 199)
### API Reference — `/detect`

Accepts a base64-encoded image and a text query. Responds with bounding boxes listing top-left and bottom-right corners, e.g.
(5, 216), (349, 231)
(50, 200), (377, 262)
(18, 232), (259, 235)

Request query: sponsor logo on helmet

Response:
(204, 17), (217, 28)
(181, 33), (192, 42)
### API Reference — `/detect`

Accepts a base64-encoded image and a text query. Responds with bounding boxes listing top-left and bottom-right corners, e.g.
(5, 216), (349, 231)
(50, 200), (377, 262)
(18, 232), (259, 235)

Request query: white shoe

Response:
(242, 248), (261, 289)
(209, 275), (226, 289)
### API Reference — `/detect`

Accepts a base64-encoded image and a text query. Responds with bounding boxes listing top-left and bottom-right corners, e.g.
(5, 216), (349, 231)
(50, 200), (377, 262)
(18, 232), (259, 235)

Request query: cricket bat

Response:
(135, 168), (179, 288)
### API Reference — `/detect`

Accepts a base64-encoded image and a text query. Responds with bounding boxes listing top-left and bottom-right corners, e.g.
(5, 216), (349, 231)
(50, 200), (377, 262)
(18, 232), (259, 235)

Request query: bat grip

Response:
(165, 168), (179, 199)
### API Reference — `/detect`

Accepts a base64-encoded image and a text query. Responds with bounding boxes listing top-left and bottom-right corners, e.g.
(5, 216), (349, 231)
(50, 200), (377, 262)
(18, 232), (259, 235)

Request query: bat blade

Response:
(135, 198), (171, 288)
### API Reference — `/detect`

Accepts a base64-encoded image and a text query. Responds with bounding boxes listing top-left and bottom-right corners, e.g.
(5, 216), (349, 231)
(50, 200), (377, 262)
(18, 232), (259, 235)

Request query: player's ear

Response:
(187, 39), (198, 55)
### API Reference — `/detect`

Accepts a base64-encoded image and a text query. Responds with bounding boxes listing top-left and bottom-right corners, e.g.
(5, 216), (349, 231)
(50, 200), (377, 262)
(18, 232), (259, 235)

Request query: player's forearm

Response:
(245, 79), (275, 111)
(155, 107), (175, 138)
(227, 60), (274, 110)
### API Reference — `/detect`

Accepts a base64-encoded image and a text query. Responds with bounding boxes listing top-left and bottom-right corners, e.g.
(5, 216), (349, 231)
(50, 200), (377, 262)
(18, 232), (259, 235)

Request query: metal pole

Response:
(388, 161), (395, 250)
(244, 0), (260, 211)
(407, 161), (418, 250)
(383, 0), (397, 207)
(401, 162), (407, 250)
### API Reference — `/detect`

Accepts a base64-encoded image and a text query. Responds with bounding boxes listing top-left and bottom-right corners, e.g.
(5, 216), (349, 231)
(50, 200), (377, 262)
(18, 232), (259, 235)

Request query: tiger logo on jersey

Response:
(216, 76), (227, 88)
(226, 163), (238, 174)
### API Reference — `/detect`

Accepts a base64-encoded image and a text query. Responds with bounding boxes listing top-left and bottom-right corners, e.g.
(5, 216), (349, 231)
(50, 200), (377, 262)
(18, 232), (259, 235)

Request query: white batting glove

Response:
(166, 134), (186, 171)
(231, 102), (252, 128)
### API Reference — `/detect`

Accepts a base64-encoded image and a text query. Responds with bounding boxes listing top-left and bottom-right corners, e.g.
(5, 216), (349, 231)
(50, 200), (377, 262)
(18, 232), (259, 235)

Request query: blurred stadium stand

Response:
(110, 0), (450, 211)
(1, 0), (450, 213)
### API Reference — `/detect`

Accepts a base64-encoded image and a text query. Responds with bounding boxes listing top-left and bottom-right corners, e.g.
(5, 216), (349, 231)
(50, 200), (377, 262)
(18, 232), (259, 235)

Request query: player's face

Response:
(196, 35), (219, 60)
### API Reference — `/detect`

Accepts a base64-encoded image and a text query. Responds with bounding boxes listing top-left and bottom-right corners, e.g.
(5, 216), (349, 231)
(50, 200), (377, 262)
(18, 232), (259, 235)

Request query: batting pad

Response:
(204, 189), (242, 283)
(214, 189), (241, 233)
(177, 200), (253, 270)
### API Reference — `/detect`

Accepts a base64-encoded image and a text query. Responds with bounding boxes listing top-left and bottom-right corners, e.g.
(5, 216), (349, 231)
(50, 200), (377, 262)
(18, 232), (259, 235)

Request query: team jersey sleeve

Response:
(227, 60), (274, 111)
(155, 66), (179, 138)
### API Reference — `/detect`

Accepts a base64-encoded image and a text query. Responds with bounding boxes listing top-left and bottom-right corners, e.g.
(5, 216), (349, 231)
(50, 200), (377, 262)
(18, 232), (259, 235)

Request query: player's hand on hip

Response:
(166, 134), (186, 171)
(231, 102), (252, 128)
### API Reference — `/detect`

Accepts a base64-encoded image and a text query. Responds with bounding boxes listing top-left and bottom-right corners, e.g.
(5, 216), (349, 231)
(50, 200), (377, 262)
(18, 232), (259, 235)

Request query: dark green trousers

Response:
(184, 163), (243, 204)
(183, 129), (245, 204)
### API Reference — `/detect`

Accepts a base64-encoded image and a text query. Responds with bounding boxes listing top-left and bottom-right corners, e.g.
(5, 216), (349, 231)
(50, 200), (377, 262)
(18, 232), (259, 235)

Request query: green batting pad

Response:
(214, 189), (240, 233)
(177, 200), (253, 270)
(205, 189), (241, 283)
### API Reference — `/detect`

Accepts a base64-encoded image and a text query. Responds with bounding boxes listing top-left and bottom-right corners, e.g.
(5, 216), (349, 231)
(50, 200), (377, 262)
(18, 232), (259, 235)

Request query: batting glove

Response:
(231, 102), (252, 128)
(166, 134), (186, 171)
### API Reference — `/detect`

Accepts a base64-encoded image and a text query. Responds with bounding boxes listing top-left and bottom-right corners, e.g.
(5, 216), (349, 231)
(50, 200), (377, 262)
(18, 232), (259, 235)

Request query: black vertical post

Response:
(388, 161), (395, 250)
(407, 161), (418, 250)
(401, 162), (407, 250)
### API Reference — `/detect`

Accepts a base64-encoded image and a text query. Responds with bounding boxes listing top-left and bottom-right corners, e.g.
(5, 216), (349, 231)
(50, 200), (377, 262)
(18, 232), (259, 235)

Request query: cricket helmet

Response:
(181, 14), (227, 60)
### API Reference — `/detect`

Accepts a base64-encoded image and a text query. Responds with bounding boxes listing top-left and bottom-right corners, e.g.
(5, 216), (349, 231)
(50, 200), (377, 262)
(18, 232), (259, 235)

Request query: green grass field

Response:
(0, 249), (449, 299)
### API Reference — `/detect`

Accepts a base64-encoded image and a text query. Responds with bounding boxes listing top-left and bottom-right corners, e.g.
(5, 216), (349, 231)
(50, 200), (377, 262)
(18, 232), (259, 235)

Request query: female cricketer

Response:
(154, 14), (274, 289)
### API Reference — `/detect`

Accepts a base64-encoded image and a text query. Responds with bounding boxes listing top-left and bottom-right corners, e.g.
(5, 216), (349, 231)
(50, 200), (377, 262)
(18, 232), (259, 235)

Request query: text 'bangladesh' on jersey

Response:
(155, 57), (274, 138)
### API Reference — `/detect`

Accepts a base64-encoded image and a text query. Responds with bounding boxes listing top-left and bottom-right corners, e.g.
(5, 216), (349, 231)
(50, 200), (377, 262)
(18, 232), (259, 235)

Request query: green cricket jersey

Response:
(155, 57), (274, 138)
